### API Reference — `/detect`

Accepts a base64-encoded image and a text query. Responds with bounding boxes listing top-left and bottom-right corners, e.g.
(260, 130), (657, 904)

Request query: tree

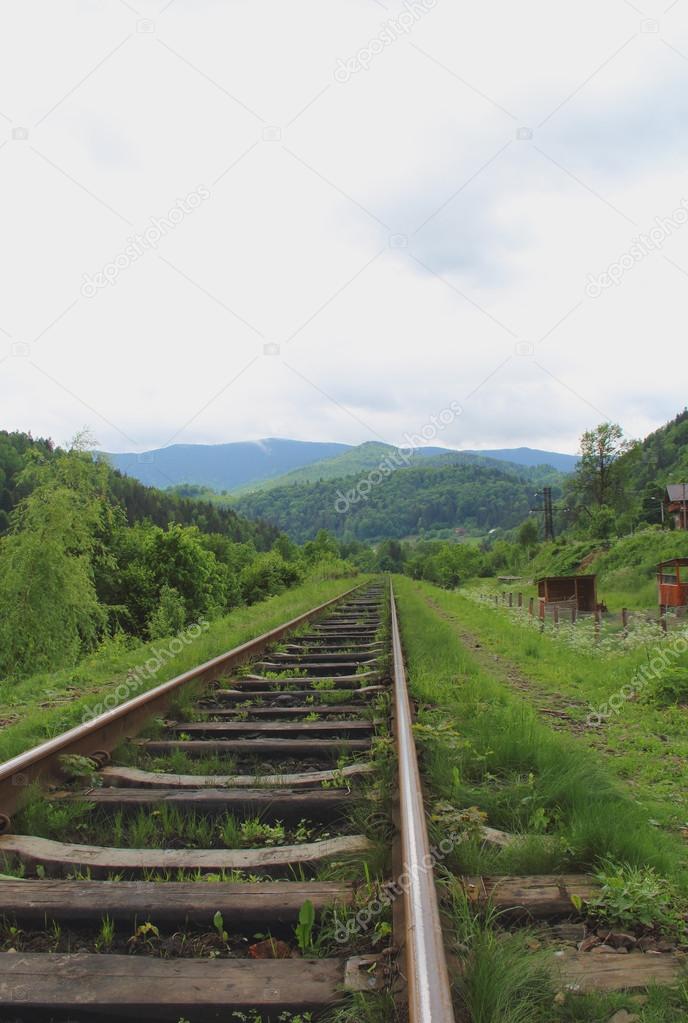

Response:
(147, 585), (187, 639)
(572, 423), (631, 514)
(518, 518), (539, 551)
(0, 463), (106, 677)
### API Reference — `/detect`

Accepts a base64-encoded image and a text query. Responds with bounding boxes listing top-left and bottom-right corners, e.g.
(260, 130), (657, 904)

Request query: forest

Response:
(233, 459), (564, 542)
(0, 432), (351, 679)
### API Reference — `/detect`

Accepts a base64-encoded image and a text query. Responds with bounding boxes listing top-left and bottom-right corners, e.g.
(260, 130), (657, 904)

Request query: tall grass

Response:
(0, 576), (365, 764)
(394, 576), (688, 1020)
(394, 575), (686, 881)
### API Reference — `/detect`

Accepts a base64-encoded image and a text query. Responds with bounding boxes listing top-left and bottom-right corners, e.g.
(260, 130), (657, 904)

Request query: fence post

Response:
(508, 592), (513, 608)
(622, 607), (628, 637)
(553, 605), (559, 628)
(517, 592), (523, 608)
(528, 597), (534, 617)
(571, 606), (576, 624)
(594, 607), (601, 643)
(660, 613), (668, 635)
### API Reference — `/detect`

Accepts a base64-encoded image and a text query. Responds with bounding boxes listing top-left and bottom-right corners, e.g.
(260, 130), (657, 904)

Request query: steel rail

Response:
(0, 583), (361, 817)
(390, 580), (456, 1023)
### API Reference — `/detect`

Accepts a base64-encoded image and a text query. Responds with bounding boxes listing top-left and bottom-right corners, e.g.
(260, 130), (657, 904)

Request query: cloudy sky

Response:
(1, 0), (687, 456)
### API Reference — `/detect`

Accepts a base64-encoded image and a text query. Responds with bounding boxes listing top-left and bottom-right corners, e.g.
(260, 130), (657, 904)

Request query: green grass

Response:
(394, 575), (688, 1020)
(395, 575), (687, 881)
(0, 576), (366, 765)
(415, 578), (688, 829)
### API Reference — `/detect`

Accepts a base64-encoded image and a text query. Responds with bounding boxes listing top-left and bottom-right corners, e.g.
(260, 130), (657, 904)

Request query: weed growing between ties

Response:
(394, 576), (688, 1021)
(13, 795), (345, 851)
(0, 914), (255, 959)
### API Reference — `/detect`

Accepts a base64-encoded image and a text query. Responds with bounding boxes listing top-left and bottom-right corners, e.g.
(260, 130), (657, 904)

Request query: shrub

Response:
(147, 585), (187, 639)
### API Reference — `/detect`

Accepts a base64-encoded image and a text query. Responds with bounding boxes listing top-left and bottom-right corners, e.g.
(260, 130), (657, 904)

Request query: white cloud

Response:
(1, 0), (687, 457)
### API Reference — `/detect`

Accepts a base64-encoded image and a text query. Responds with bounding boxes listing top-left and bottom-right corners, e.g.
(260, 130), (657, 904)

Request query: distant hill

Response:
(466, 447), (578, 473)
(103, 438), (577, 494)
(103, 439), (351, 492)
(231, 442), (452, 495)
(0, 431), (279, 549)
(233, 443), (567, 497)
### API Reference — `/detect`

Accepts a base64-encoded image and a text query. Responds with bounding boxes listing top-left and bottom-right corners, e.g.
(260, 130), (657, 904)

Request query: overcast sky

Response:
(1, 0), (687, 456)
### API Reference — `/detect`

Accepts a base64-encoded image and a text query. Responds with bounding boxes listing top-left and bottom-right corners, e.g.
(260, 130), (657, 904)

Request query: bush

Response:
(307, 557), (358, 581)
(147, 585), (187, 639)
(239, 552), (303, 604)
(641, 666), (688, 707)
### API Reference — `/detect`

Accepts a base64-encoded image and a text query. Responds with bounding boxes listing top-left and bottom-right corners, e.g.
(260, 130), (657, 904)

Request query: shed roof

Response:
(665, 484), (688, 502)
(536, 574), (596, 583)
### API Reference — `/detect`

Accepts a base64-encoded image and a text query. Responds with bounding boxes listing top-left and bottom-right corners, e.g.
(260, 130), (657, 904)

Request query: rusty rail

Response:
(390, 580), (456, 1023)
(0, 583), (361, 818)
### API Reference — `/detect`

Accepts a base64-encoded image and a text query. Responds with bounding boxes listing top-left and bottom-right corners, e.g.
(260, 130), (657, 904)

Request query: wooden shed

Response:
(665, 485), (688, 530)
(537, 575), (597, 613)
(657, 558), (688, 611)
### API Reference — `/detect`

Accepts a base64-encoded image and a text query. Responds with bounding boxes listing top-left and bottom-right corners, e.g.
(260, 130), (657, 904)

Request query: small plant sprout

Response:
(213, 911), (228, 942)
(96, 915), (115, 951)
(295, 899), (315, 954)
(372, 920), (392, 946)
(58, 754), (100, 786)
(128, 921), (160, 947)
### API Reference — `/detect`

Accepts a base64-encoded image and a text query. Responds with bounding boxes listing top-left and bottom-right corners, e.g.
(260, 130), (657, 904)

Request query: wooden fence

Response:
(478, 590), (688, 640)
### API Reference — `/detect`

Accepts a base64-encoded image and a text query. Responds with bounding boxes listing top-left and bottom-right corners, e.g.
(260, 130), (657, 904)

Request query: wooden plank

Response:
(554, 949), (684, 992)
(0, 834), (372, 878)
(208, 685), (385, 702)
(51, 786), (350, 816)
(462, 875), (599, 918)
(0, 953), (356, 1019)
(286, 639), (383, 648)
(0, 878), (354, 925)
(101, 763), (374, 789)
(232, 671), (379, 687)
(138, 739), (371, 756)
(168, 720), (374, 735)
(194, 704), (373, 717)
(268, 652), (380, 663)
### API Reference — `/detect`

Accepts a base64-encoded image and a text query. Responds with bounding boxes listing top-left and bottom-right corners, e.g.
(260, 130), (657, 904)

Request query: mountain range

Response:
(104, 439), (578, 493)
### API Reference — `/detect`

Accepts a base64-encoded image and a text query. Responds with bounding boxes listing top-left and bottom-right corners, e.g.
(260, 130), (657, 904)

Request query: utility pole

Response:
(543, 486), (555, 542)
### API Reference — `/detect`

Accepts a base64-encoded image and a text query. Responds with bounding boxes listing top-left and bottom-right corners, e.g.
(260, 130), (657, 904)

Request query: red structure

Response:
(537, 575), (597, 613)
(657, 558), (688, 611)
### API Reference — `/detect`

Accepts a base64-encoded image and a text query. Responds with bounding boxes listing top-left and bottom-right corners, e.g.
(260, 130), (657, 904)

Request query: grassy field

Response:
(0, 575), (366, 764)
(399, 577), (688, 828)
(393, 575), (688, 1022)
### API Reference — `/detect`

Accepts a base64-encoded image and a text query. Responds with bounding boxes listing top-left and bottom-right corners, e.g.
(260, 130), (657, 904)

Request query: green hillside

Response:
(232, 441), (565, 497)
(233, 459), (565, 543)
(615, 409), (688, 523)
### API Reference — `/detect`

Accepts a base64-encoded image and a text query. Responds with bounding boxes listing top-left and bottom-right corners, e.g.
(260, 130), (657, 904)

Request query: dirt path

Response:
(421, 593), (590, 736)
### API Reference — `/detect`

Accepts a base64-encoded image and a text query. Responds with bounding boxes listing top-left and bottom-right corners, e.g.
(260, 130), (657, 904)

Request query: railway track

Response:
(0, 580), (456, 1023)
